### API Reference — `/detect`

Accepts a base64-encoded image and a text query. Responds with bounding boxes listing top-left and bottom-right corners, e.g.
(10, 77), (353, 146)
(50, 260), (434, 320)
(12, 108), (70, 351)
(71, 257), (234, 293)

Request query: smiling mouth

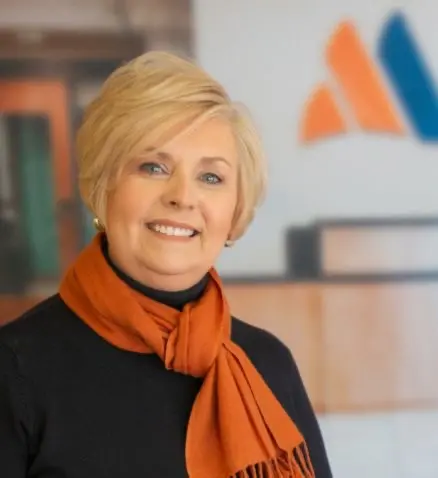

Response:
(146, 223), (199, 238)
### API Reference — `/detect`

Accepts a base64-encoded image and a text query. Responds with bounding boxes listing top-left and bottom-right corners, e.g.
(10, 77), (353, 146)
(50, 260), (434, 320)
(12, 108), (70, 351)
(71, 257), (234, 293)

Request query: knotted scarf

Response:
(59, 233), (314, 478)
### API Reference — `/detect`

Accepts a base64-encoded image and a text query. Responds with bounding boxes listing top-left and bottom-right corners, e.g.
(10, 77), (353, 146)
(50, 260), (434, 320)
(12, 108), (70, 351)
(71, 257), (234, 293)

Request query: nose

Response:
(161, 172), (196, 210)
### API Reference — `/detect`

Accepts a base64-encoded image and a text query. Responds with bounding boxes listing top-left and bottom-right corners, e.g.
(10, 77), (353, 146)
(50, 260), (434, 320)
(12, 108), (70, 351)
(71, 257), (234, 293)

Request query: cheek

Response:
(204, 197), (236, 237)
(107, 180), (155, 222)
(107, 190), (132, 222)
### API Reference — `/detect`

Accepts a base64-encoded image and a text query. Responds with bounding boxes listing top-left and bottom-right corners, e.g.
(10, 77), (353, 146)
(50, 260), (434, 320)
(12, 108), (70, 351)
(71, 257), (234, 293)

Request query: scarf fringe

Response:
(231, 443), (315, 477)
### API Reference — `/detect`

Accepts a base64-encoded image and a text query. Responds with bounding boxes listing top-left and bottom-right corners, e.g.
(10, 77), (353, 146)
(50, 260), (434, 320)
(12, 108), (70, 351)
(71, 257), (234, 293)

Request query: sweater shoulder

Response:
(0, 294), (73, 353)
(231, 316), (292, 367)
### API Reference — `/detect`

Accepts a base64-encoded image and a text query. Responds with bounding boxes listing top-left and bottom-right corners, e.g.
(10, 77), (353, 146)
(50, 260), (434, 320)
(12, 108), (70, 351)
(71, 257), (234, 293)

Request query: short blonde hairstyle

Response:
(77, 51), (267, 240)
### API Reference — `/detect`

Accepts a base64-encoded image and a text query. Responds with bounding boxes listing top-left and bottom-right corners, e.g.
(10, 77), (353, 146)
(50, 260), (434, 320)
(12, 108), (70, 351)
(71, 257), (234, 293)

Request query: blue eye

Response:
(201, 173), (222, 185)
(139, 162), (166, 175)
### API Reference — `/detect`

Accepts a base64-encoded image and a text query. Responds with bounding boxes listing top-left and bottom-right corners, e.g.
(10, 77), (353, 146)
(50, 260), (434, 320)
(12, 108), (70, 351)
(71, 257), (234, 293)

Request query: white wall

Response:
(194, 0), (438, 276)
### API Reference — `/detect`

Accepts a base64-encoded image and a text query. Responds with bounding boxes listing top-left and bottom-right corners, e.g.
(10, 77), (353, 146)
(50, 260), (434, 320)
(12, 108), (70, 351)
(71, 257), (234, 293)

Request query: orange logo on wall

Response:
(300, 21), (405, 143)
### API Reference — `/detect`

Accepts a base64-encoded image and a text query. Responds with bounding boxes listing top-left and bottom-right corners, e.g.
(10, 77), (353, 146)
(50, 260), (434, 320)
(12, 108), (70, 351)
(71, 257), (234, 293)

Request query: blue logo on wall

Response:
(378, 12), (438, 141)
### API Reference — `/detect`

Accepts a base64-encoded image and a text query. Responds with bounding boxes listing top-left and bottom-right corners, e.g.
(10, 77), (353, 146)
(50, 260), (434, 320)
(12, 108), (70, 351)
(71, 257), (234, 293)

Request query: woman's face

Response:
(105, 117), (239, 290)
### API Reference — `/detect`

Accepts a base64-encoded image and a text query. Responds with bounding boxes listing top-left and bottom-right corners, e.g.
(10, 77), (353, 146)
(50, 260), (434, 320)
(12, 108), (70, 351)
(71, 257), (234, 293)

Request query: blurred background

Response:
(1, 0), (437, 476)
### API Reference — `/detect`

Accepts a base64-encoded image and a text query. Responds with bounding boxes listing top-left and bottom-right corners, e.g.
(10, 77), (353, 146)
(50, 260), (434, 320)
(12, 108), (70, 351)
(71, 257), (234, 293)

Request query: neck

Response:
(101, 236), (208, 311)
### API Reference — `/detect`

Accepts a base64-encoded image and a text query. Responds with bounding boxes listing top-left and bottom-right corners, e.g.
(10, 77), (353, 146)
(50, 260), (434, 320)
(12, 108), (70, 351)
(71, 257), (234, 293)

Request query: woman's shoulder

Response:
(231, 317), (305, 411)
(0, 294), (74, 356)
(231, 317), (293, 369)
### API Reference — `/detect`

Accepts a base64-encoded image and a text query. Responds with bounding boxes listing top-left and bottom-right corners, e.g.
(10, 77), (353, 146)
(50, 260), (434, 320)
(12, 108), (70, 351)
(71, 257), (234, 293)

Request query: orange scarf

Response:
(59, 234), (314, 478)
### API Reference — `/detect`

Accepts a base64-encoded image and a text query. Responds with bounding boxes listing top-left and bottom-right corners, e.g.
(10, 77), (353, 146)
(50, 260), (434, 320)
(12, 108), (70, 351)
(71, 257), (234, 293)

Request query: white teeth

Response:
(149, 224), (195, 237)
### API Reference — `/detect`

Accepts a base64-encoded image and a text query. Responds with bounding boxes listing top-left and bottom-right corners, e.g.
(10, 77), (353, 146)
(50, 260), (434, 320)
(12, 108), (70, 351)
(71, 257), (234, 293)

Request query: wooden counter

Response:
(225, 282), (438, 413)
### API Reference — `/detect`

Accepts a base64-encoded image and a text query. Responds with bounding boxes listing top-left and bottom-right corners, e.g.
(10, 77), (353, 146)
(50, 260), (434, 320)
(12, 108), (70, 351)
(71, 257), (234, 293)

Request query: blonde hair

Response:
(77, 51), (267, 240)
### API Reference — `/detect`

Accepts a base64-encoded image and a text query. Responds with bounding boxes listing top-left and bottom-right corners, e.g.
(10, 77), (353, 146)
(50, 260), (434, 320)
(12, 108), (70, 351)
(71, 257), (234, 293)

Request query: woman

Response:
(0, 52), (332, 477)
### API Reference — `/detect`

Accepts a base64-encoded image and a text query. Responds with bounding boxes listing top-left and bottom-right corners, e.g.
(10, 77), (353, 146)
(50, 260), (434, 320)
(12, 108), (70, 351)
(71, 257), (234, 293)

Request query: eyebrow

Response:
(143, 148), (232, 168)
(199, 156), (232, 168)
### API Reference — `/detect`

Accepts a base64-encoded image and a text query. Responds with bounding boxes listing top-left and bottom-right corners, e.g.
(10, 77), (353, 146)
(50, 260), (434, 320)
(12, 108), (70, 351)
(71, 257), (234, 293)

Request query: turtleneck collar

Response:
(101, 236), (208, 311)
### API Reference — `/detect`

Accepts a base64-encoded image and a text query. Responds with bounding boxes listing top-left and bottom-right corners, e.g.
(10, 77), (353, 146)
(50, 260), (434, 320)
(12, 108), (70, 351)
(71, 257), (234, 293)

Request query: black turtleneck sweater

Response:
(0, 246), (332, 478)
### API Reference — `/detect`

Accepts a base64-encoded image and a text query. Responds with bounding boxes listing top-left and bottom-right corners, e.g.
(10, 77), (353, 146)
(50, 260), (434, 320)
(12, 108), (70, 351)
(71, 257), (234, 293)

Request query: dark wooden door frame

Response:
(0, 29), (145, 62)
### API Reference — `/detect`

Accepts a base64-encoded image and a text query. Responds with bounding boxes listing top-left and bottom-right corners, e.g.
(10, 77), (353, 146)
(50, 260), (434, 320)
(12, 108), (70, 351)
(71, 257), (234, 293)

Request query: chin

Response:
(142, 256), (199, 277)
